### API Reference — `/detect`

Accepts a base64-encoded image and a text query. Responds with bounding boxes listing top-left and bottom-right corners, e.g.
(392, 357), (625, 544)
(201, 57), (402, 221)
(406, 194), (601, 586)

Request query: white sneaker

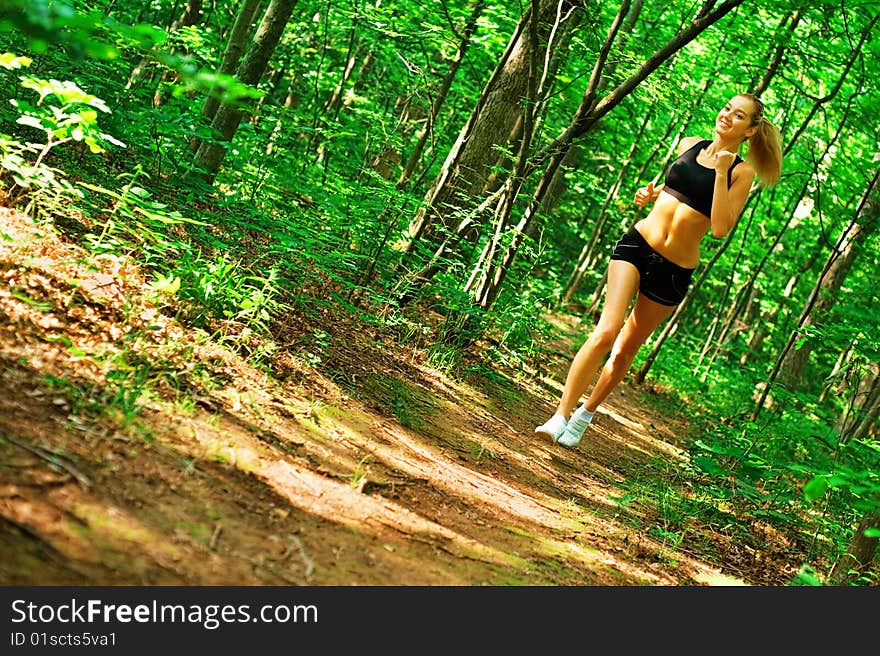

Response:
(534, 413), (567, 442)
(557, 406), (594, 447)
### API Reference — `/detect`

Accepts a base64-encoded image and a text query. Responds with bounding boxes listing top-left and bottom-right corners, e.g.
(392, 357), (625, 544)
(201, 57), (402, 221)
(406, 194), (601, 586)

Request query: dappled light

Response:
(2, 207), (756, 585)
(2, 0), (877, 592)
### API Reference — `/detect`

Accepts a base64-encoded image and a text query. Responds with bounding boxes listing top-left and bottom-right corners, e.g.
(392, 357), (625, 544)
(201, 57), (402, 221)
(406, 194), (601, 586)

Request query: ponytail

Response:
(738, 93), (783, 186)
(748, 116), (783, 186)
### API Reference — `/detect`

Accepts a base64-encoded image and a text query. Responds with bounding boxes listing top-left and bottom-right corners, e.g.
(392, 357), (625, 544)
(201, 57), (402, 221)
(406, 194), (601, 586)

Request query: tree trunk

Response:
(474, 0), (745, 311)
(397, 0), (583, 257)
(777, 149), (878, 388)
(151, 0), (205, 106)
(466, 0), (558, 307)
(322, 3), (365, 122)
(828, 511), (879, 585)
(751, 9), (802, 96)
(698, 92), (853, 379)
(126, 0), (205, 96)
(558, 108), (651, 310)
(783, 12), (878, 154)
(752, 166), (880, 420)
(849, 376), (880, 442)
(835, 363), (880, 441)
(397, 0), (487, 190)
(394, 0), (745, 310)
(199, 0), (264, 128)
(481, 2), (586, 201)
(818, 339), (855, 403)
(191, 0), (298, 183)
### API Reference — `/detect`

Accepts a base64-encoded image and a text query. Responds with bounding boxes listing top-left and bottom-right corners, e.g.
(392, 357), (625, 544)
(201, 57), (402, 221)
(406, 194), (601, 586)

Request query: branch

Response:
(534, 0), (744, 165)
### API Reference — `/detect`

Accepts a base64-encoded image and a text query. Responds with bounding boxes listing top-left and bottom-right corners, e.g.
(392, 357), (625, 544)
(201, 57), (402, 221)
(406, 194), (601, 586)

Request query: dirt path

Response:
(0, 207), (787, 586)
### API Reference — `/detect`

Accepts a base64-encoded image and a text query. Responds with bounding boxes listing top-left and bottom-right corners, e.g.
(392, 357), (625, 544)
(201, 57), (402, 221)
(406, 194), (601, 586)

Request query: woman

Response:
(536, 92), (783, 447)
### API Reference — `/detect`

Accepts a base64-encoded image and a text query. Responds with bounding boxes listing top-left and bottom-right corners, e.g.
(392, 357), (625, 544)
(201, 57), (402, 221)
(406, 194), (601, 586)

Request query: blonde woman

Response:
(536, 93), (783, 447)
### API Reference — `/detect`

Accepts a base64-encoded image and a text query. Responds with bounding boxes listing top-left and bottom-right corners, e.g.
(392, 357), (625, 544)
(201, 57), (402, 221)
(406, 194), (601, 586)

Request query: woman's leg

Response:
(582, 292), (676, 412)
(554, 260), (641, 419)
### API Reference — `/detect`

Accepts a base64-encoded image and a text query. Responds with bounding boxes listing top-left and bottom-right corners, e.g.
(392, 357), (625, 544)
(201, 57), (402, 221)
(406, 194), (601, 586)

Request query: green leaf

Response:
(11, 290), (53, 311)
(693, 455), (725, 476)
(0, 52), (31, 69)
(16, 115), (44, 130)
(803, 476), (828, 502)
(150, 274), (181, 296)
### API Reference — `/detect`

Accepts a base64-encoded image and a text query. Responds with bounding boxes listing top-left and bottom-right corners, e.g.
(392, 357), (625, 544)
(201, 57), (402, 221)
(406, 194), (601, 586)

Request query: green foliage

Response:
(803, 475), (827, 502)
(0, 132), (82, 219)
(1, 0), (165, 58)
(78, 171), (202, 255)
(788, 565), (824, 586)
(1, 0), (878, 584)
(388, 380), (424, 429)
(0, 52), (126, 218)
(162, 251), (286, 339)
(15, 76), (124, 151)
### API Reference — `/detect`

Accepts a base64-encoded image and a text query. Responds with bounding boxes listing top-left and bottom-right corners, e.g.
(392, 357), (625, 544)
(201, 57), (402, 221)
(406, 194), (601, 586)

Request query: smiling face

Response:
(716, 95), (760, 142)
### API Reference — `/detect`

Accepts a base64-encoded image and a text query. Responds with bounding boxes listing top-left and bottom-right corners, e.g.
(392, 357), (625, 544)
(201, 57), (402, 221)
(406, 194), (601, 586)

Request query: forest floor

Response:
(0, 205), (802, 587)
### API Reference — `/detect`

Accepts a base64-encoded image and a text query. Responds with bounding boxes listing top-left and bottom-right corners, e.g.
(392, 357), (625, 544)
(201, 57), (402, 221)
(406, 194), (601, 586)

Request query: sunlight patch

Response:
(692, 570), (750, 586)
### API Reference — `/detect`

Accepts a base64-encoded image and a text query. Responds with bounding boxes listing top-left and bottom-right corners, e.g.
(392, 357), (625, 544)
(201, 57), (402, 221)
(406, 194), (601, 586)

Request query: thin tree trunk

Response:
(397, 0), (579, 258)
(751, 9), (802, 96)
(322, 2), (364, 121)
(698, 91), (854, 378)
(818, 340), (855, 403)
(528, 0), (743, 173)
(126, 0), (204, 94)
(466, 0), (568, 306)
(594, 0), (644, 96)
(774, 97), (871, 386)
(191, 0), (298, 183)
(558, 108), (651, 309)
(397, 1), (487, 190)
(475, 0), (744, 311)
(784, 12), (878, 153)
(393, 0), (745, 308)
(836, 366), (880, 440)
(850, 380), (880, 441)
(151, 0), (205, 106)
(481, 1), (584, 200)
(752, 166), (880, 420)
(200, 0), (264, 127)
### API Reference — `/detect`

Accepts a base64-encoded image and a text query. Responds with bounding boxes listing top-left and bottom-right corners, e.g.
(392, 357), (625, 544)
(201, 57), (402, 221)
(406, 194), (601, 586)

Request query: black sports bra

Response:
(663, 139), (742, 218)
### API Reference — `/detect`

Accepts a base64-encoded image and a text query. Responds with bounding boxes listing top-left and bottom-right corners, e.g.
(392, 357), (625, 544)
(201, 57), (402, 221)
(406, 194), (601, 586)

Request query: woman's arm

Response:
(633, 136), (702, 207)
(634, 181), (662, 207)
(709, 154), (755, 237)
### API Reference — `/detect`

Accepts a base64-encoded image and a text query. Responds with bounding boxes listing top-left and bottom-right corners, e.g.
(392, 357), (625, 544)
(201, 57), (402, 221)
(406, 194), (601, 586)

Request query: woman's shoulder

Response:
(733, 158), (756, 182)
(676, 135), (706, 154)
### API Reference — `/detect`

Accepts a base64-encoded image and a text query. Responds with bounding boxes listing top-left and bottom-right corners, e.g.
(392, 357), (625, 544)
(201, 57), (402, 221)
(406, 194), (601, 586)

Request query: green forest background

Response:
(0, 0), (878, 584)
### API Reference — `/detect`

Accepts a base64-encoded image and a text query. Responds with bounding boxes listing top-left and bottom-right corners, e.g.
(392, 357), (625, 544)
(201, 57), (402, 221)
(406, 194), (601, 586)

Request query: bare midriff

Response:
(634, 190), (710, 269)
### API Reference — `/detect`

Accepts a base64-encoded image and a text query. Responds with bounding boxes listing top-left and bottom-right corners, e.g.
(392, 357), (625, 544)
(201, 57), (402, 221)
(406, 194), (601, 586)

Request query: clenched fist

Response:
(714, 150), (737, 172)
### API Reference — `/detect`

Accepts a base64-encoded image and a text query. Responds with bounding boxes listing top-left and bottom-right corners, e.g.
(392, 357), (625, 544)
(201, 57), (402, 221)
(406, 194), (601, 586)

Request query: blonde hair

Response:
(737, 93), (782, 186)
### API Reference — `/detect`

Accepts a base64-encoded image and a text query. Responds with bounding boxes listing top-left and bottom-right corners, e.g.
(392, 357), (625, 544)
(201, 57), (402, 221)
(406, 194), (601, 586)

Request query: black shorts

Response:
(610, 227), (695, 306)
